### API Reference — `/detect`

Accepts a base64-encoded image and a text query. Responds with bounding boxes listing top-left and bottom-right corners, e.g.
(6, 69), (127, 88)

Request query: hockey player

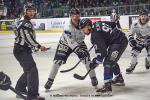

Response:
(44, 8), (98, 90)
(13, 2), (48, 100)
(79, 18), (128, 96)
(0, 72), (11, 91)
(110, 9), (122, 29)
(126, 9), (150, 73)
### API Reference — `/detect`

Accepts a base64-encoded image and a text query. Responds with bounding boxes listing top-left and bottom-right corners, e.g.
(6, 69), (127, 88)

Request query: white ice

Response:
(0, 33), (150, 100)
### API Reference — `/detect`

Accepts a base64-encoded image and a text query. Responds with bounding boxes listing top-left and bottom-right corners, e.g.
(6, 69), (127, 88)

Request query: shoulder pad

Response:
(22, 21), (33, 28)
(93, 21), (101, 29)
(64, 20), (72, 32)
(12, 18), (20, 28)
(147, 21), (150, 27)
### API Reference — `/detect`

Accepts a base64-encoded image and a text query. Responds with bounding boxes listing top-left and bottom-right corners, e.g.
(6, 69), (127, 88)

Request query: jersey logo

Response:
(24, 23), (32, 28)
(110, 50), (119, 61)
(64, 30), (72, 38)
(94, 22), (112, 33)
(64, 30), (71, 35)
(102, 23), (112, 33)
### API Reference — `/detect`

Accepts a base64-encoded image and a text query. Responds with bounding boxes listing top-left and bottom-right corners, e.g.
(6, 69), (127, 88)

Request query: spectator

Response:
(2, 0), (150, 18)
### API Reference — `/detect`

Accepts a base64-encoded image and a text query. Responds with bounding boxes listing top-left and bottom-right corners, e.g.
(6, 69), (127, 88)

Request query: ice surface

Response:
(0, 33), (150, 100)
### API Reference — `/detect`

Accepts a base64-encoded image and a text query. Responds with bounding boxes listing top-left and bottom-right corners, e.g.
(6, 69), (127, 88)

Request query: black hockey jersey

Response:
(91, 21), (126, 57)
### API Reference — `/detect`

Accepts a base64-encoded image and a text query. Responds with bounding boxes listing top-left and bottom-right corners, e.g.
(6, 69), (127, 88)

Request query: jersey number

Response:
(102, 23), (112, 33)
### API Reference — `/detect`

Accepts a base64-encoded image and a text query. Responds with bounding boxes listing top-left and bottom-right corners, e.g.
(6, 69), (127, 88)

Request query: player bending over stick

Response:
(44, 8), (98, 90)
(78, 18), (128, 96)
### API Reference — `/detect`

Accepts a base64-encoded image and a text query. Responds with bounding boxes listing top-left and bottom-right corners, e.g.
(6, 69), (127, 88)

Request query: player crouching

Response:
(79, 18), (128, 96)
(126, 9), (150, 74)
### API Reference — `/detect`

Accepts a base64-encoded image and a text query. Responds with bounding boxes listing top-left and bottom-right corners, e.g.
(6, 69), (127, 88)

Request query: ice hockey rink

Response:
(0, 32), (150, 100)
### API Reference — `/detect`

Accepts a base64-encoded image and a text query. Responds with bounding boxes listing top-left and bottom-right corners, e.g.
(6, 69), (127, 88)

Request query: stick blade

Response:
(73, 74), (84, 80)
(60, 69), (72, 73)
(60, 70), (68, 73)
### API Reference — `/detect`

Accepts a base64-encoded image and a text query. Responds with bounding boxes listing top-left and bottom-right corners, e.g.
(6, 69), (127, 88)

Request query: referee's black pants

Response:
(13, 44), (39, 98)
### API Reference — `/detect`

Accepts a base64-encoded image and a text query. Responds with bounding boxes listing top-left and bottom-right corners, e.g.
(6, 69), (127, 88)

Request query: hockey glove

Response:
(74, 46), (89, 59)
(129, 39), (137, 47)
(136, 43), (143, 48)
(90, 55), (103, 70)
(145, 38), (150, 47)
(0, 72), (11, 90)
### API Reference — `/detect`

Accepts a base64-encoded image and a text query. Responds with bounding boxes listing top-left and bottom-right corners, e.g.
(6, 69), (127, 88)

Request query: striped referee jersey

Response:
(13, 17), (41, 49)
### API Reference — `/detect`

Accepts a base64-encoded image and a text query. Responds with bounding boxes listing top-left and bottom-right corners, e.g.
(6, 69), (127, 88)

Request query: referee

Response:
(13, 2), (47, 100)
(110, 9), (122, 29)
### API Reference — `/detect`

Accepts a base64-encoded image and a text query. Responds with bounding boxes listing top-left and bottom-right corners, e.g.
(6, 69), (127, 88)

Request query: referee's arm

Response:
(22, 27), (41, 48)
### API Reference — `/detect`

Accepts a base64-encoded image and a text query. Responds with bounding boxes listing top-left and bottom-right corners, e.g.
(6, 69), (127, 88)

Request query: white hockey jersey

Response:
(129, 20), (150, 44)
(60, 19), (85, 50)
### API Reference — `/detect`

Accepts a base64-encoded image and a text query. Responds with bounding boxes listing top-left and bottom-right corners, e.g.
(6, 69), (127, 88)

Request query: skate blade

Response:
(96, 91), (112, 97)
(126, 71), (133, 74)
(16, 94), (26, 98)
(45, 89), (50, 92)
(112, 83), (125, 86)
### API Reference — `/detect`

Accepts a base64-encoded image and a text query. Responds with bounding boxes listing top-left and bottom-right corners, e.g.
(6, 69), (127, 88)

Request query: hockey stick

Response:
(60, 45), (94, 73)
(9, 86), (26, 99)
(34, 47), (51, 52)
(73, 69), (92, 80)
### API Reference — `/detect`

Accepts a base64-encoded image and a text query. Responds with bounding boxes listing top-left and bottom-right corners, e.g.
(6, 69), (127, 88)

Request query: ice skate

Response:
(112, 74), (125, 86)
(91, 77), (98, 89)
(126, 62), (138, 74)
(96, 82), (112, 96)
(44, 78), (54, 90)
(145, 58), (150, 70)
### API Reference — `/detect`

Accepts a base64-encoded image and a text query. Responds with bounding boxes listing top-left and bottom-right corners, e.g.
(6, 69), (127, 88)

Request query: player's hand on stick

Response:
(90, 56), (103, 70)
(129, 39), (137, 47)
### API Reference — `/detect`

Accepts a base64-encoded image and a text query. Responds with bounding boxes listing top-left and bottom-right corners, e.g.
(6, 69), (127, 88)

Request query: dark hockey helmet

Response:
(79, 18), (92, 29)
(69, 8), (80, 16)
(139, 9), (148, 16)
(24, 2), (36, 13)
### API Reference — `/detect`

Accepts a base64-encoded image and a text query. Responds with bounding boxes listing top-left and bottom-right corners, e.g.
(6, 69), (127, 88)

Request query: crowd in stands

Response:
(0, 0), (150, 19)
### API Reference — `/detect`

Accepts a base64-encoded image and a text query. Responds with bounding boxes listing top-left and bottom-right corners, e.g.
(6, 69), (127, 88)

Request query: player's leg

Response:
(112, 63), (125, 86)
(126, 46), (143, 73)
(97, 41), (128, 96)
(76, 42), (98, 88)
(81, 57), (98, 89)
(96, 60), (113, 96)
(126, 41), (144, 73)
(44, 43), (72, 90)
(44, 60), (65, 90)
(110, 41), (127, 86)
(126, 50), (139, 73)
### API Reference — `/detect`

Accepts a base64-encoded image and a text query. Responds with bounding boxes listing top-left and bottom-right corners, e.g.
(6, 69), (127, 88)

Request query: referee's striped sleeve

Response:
(23, 29), (41, 48)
